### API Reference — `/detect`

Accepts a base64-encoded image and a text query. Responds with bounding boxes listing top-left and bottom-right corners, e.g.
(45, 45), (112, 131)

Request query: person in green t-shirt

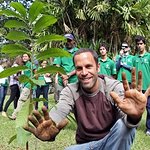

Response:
(133, 35), (150, 135)
(9, 53), (37, 120)
(116, 42), (134, 84)
(35, 60), (52, 110)
(53, 33), (78, 102)
(98, 43), (116, 79)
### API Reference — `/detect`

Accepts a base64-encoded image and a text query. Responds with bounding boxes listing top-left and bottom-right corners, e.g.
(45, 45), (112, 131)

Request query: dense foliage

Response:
(0, 0), (70, 147)
(1, 0), (150, 54)
(41, 0), (150, 53)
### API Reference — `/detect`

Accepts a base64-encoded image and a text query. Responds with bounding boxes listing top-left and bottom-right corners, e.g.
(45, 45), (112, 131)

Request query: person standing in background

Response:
(2, 56), (23, 117)
(98, 43), (116, 78)
(0, 59), (9, 113)
(35, 60), (52, 110)
(133, 35), (150, 136)
(53, 33), (78, 102)
(9, 53), (37, 120)
(116, 42), (134, 85)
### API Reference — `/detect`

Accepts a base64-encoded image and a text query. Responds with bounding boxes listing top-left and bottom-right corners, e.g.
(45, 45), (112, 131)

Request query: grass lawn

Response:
(0, 94), (150, 150)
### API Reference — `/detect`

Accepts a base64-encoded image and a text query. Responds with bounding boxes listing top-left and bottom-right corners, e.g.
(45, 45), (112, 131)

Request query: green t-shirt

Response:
(53, 47), (78, 86)
(133, 52), (150, 90)
(98, 57), (116, 76)
(117, 55), (134, 83)
(114, 54), (121, 62)
(23, 61), (37, 89)
(37, 67), (51, 86)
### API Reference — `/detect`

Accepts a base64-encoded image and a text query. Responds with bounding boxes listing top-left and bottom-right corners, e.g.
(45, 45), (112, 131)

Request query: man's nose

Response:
(81, 68), (88, 75)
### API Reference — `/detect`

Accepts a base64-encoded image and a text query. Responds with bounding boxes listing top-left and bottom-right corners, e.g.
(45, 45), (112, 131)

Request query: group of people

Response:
(1, 57), (22, 117)
(0, 34), (150, 150)
(96, 35), (150, 136)
(0, 54), (53, 120)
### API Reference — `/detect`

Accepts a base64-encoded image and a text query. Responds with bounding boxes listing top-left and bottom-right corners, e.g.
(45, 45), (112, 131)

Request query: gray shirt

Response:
(50, 75), (139, 143)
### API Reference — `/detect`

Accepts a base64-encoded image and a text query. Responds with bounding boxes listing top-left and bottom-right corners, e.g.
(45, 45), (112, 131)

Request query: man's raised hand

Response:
(110, 68), (150, 121)
(24, 106), (68, 141)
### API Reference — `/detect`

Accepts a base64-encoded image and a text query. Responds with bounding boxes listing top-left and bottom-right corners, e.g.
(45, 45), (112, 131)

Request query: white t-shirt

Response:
(0, 65), (7, 84)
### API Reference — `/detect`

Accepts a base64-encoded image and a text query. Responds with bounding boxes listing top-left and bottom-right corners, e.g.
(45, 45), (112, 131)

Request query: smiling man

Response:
(24, 48), (150, 150)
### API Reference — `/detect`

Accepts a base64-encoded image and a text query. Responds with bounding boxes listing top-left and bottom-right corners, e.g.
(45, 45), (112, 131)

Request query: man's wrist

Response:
(127, 115), (142, 125)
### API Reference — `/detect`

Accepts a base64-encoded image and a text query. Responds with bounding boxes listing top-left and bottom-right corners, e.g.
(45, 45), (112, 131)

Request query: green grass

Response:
(0, 94), (150, 150)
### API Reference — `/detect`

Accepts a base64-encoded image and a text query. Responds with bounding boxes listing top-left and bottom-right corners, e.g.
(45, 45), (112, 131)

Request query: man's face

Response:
(122, 47), (130, 54)
(65, 39), (75, 49)
(99, 46), (107, 56)
(22, 54), (30, 62)
(136, 40), (146, 53)
(74, 52), (100, 93)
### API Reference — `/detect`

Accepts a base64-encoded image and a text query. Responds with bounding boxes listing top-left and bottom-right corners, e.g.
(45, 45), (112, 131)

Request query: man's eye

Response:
(76, 67), (82, 71)
(86, 65), (92, 69)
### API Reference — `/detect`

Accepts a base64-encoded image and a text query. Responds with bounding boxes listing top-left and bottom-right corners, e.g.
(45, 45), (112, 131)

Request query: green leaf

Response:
(16, 127), (31, 146)
(67, 113), (77, 129)
(2, 51), (28, 58)
(29, 1), (44, 22)
(16, 99), (31, 145)
(33, 98), (46, 102)
(10, 2), (26, 18)
(4, 20), (27, 29)
(1, 44), (31, 57)
(1, 10), (22, 20)
(0, 10), (3, 15)
(2, 44), (31, 55)
(19, 75), (35, 87)
(0, 66), (28, 78)
(19, 75), (41, 87)
(36, 66), (66, 75)
(33, 15), (57, 33)
(8, 134), (17, 144)
(36, 48), (71, 60)
(18, 75), (30, 83)
(6, 31), (30, 41)
(16, 99), (30, 128)
(32, 78), (45, 86)
(67, 114), (76, 122)
(37, 34), (65, 44)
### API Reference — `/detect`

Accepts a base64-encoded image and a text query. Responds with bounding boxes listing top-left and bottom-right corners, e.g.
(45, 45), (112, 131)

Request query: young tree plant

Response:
(0, 1), (71, 148)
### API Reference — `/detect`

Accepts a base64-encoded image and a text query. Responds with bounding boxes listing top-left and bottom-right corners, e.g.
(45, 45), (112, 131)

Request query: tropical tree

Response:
(43, 0), (150, 54)
(74, 0), (150, 52)
(0, 1), (71, 149)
